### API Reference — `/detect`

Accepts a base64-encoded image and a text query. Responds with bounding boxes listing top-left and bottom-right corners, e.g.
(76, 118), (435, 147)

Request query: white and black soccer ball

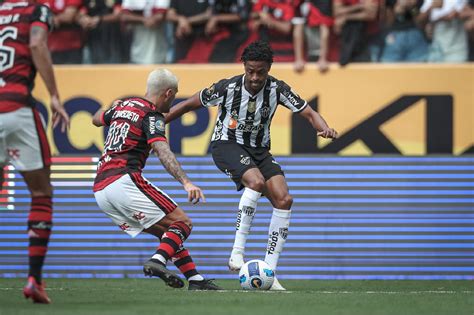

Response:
(239, 259), (275, 290)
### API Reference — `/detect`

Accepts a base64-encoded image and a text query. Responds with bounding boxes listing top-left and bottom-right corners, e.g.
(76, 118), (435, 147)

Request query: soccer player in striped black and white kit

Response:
(166, 40), (338, 290)
(92, 69), (221, 291)
(0, 0), (70, 303)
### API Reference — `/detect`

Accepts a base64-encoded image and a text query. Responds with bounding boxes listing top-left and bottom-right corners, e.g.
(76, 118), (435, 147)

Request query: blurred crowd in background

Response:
(39, 0), (474, 71)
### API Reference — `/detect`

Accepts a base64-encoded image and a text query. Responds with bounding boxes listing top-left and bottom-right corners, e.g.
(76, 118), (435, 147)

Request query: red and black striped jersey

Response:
(0, 0), (53, 113)
(93, 97), (167, 192)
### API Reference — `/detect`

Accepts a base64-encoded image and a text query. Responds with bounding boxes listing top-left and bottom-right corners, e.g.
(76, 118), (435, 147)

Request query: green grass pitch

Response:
(0, 279), (472, 315)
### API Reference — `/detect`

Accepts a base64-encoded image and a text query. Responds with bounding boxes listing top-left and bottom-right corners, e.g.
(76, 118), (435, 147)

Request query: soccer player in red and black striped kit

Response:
(0, 0), (70, 304)
(92, 69), (221, 291)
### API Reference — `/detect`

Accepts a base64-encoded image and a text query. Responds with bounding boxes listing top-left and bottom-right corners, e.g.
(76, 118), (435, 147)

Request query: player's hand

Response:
(51, 94), (70, 133)
(317, 127), (338, 139)
(183, 182), (206, 204)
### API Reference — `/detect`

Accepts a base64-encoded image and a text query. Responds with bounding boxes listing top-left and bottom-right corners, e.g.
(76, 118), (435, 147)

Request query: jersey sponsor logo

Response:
(283, 90), (302, 108)
(228, 117), (238, 129)
(155, 119), (165, 132)
(236, 123), (264, 132)
(240, 155), (250, 165)
(0, 13), (20, 25)
(149, 116), (156, 134)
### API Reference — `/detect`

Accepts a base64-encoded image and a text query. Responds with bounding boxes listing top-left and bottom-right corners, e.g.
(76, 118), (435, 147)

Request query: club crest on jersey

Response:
(279, 227), (288, 240)
(248, 100), (256, 113)
(261, 107), (270, 118)
(155, 119), (165, 132)
(240, 155), (250, 165)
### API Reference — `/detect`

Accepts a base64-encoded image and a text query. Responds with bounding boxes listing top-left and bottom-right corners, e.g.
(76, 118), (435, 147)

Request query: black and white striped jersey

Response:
(199, 74), (308, 148)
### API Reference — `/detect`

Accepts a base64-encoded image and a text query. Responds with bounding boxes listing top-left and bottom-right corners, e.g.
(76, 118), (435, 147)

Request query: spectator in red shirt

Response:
(38, 0), (83, 64)
(249, 0), (297, 62)
(293, 0), (334, 72)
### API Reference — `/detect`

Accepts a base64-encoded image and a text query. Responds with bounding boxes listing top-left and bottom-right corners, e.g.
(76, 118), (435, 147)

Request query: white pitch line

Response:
(0, 288), (472, 294)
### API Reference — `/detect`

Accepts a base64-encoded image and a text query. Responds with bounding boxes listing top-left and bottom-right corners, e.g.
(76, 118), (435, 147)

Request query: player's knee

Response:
(274, 194), (293, 210)
(245, 177), (265, 192)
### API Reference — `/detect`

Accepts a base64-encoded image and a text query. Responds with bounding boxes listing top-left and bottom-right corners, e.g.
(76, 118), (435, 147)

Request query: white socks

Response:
(265, 208), (291, 270)
(232, 188), (261, 255)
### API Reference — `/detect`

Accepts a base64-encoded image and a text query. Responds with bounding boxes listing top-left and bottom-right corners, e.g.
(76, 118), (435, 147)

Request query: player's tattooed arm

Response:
(152, 141), (205, 204)
(152, 141), (190, 185)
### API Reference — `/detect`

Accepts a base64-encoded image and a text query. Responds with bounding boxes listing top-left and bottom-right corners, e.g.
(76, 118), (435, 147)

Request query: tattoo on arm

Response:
(152, 141), (189, 185)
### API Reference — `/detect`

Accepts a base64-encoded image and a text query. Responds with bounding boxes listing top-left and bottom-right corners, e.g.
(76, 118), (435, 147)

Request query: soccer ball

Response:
(239, 259), (275, 290)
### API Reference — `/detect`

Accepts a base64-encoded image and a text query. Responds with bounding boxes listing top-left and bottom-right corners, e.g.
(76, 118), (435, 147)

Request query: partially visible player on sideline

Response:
(0, 0), (70, 304)
(92, 69), (221, 291)
(166, 40), (338, 290)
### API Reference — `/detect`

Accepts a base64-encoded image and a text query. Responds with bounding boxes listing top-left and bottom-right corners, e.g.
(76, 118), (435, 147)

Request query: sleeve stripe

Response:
(31, 22), (49, 31)
(147, 137), (167, 144)
(294, 101), (308, 113)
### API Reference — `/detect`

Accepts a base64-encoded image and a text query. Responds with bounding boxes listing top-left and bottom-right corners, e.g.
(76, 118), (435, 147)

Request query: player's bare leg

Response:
(229, 168), (264, 271)
(263, 175), (293, 291)
(21, 167), (54, 303)
(144, 224), (222, 290)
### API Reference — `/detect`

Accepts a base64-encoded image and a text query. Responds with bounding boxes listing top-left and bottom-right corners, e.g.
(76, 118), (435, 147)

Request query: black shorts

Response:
(210, 141), (284, 191)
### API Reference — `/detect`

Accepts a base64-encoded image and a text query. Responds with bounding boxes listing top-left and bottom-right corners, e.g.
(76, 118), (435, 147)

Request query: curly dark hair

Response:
(240, 40), (274, 65)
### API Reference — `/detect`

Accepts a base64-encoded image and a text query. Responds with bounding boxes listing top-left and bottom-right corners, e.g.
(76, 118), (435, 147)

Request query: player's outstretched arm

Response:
(30, 25), (69, 132)
(151, 141), (206, 204)
(92, 109), (105, 127)
(165, 93), (202, 124)
(298, 105), (338, 139)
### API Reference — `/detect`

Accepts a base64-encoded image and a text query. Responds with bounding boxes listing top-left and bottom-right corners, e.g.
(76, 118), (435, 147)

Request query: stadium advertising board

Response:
(33, 64), (473, 155)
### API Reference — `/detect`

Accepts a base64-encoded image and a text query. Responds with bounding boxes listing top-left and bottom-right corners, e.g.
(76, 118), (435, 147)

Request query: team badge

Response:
(279, 227), (288, 240)
(248, 100), (256, 113)
(240, 155), (250, 165)
(155, 119), (165, 132)
(261, 107), (270, 118)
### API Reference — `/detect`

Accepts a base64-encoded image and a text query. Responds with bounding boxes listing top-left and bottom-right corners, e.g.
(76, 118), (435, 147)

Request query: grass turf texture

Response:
(0, 279), (472, 315)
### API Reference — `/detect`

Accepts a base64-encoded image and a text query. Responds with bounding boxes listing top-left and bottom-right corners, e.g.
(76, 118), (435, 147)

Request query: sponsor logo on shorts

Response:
(132, 211), (146, 221)
(240, 155), (250, 165)
(119, 223), (131, 231)
(7, 148), (19, 160)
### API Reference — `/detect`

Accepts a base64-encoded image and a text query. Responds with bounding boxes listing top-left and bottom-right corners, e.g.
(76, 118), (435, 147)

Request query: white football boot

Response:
(269, 277), (286, 291)
(228, 249), (244, 272)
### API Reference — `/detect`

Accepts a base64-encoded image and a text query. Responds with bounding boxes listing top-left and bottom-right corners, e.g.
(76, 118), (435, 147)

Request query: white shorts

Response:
(94, 173), (178, 237)
(0, 107), (51, 171)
